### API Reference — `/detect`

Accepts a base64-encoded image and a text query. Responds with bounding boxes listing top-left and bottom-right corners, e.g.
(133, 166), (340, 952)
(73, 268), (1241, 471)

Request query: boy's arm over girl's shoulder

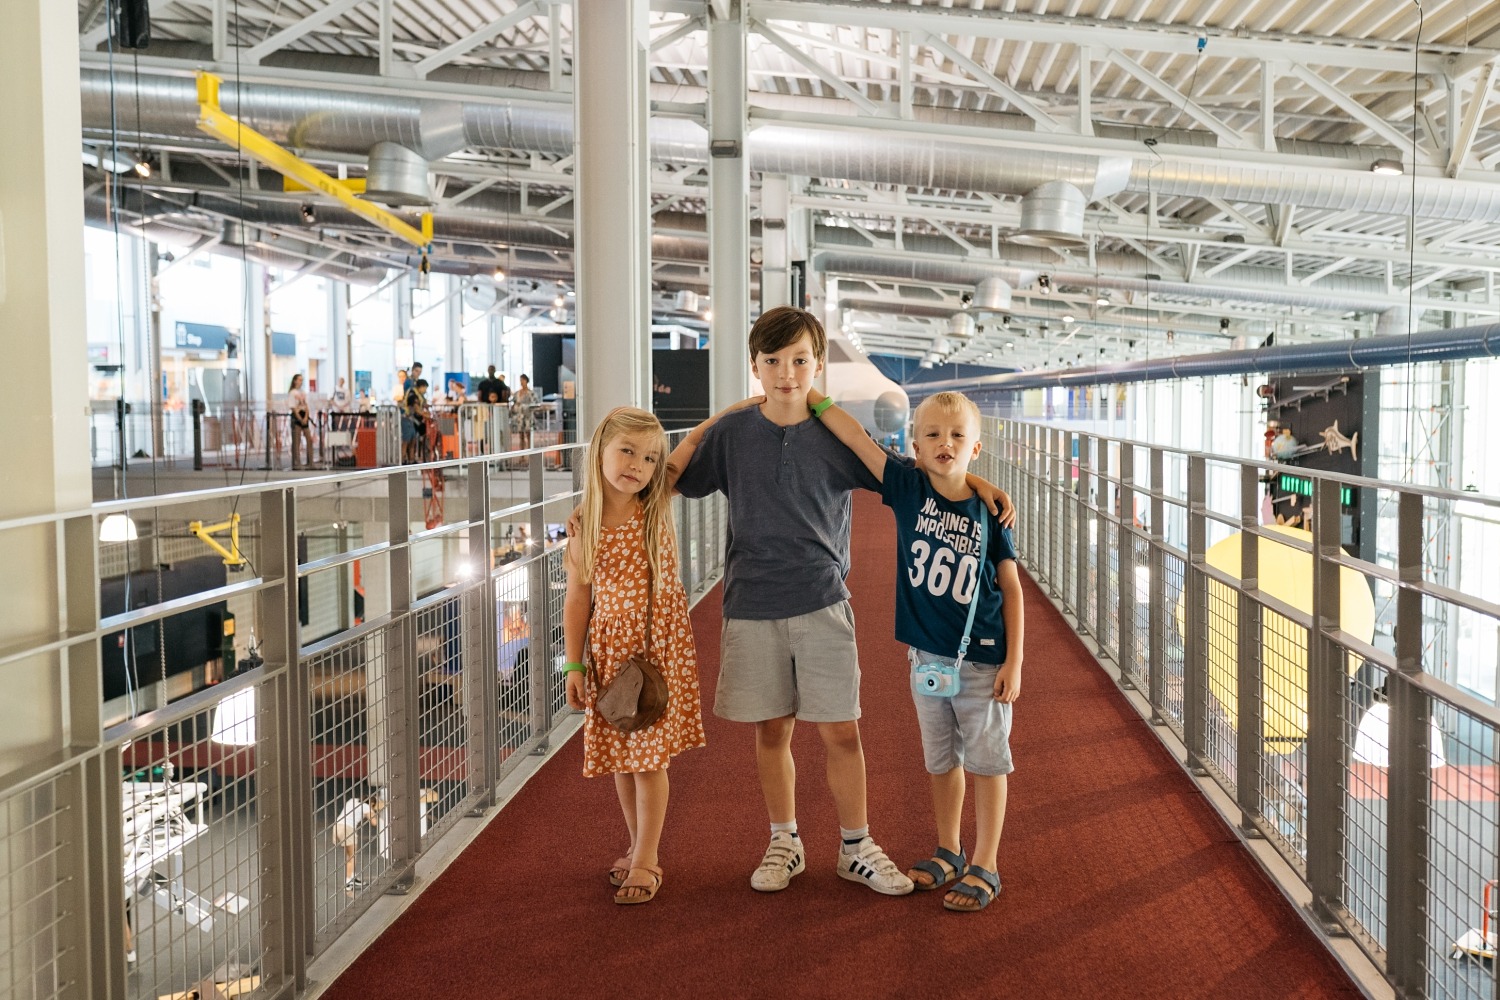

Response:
(804, 388), (1016, 525)
(666, 395), (764, 495)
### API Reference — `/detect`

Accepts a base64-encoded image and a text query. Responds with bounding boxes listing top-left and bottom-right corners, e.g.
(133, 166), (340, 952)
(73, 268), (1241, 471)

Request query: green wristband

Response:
(561, 661), (585, 674)
(810, 397), (834, 418)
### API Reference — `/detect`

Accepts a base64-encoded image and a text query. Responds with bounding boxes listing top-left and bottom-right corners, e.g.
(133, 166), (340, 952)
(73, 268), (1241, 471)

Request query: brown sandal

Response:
(608, 855), (633, 887)
(613, 865), (663, 905)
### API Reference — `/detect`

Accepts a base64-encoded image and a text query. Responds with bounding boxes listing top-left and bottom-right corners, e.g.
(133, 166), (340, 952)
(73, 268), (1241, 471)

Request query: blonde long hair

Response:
(575, 407), (676, 587)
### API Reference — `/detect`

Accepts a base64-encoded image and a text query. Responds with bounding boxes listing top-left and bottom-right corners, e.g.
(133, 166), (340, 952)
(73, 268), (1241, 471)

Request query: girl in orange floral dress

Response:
(562, 406), (706, 905)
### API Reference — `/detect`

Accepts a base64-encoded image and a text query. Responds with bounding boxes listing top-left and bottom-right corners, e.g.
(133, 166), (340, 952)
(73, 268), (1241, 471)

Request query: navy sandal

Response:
(909, 846), (965, 891)
(943, 864), (1000, 912)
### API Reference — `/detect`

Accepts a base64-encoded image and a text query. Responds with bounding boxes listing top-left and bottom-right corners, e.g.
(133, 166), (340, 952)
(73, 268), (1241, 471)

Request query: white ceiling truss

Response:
(76, 0), (1500, 370)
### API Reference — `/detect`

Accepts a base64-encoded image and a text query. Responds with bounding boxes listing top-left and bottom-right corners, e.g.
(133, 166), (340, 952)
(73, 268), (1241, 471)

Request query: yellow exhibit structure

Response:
(1174, 525), (1375, 752)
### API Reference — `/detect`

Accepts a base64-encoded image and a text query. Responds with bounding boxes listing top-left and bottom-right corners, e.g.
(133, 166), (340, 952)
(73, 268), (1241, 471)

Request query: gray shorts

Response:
(908, 647), (1014, 777)
(716, 602), (861, 723)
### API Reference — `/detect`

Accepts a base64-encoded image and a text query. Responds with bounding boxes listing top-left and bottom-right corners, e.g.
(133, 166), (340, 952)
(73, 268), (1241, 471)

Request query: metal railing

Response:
(982, 417), (1500, 1000)
(91, 403), (528, 474)
(0, 432), (727, 1000)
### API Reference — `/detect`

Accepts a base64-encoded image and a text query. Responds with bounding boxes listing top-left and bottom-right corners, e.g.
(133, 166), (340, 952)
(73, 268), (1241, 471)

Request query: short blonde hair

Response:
(912, 391), (982, 431)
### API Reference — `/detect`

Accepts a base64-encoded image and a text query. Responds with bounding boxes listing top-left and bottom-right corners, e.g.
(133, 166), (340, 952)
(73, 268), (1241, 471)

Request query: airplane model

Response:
(1319, 421), (1359, 462)
(823, 327), (910, 444)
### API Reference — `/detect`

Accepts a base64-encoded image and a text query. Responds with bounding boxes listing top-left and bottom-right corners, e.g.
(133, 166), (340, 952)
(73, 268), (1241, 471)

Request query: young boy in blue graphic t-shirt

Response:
(807, 387), (1025, 914)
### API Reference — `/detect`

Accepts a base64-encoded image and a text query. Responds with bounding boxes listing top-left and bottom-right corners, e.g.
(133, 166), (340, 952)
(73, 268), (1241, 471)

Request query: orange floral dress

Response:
(582, 508), (706, 777)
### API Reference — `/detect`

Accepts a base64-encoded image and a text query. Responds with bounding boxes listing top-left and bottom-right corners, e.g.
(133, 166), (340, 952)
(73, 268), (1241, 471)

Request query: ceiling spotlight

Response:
(1004, 341), (1014, 350)
(553, 295), (565, 308)
(132, 154), (152, 178)
(1219, 317), (1230, 331)
(1095, 293), (1110, 307)
(1037, 274), (1052, 295)
(1062, 314), (1075, 324)
(1370, 158), (1404, 176)
(703, 309), (713, 322)
(300, 203), (316, 225)
(959, 292), (973, 308)
(493, 266), (506, 281)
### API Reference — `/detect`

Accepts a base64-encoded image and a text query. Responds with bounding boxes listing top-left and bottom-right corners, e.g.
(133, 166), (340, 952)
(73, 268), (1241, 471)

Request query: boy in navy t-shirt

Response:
(808, 388), (1025, 913)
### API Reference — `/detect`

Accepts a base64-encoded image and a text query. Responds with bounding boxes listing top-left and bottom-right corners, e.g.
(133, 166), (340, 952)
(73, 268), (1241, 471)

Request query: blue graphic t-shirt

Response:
(880, 455), (1019, 665)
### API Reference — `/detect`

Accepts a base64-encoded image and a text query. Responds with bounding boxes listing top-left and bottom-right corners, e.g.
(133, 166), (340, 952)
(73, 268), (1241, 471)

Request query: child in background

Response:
(809, 388), (1025, 913)
(332, 791), (384, 893)
(672, 306), (1014, 897)
(561, 407), (708, 905)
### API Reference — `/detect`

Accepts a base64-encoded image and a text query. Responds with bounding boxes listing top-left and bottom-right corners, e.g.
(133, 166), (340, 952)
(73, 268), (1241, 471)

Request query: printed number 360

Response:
(907, 541), (979, 604)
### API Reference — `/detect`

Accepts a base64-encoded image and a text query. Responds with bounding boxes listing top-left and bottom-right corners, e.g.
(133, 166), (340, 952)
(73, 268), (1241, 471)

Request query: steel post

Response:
(1236, 463), (1265, 832)
(1387, 491), (1431, 995)
(527, 456), (552, 749)
(1184, 454), (1208, 773)
(1148, 448), (1166, 724)
(1305, 476), (1348, 927)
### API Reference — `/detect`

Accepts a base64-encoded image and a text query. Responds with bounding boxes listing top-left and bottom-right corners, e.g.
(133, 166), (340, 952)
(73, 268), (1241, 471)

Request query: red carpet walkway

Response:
(323, 492), (1361, 1000)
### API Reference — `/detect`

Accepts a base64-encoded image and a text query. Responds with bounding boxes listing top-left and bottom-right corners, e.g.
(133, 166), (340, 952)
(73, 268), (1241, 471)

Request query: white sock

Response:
(770, 820), (799, 839)
(840, 825), (870, 853)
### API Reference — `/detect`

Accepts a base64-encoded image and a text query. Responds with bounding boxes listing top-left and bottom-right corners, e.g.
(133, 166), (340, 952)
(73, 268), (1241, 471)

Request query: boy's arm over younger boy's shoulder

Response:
(805, 387), (1015, 525)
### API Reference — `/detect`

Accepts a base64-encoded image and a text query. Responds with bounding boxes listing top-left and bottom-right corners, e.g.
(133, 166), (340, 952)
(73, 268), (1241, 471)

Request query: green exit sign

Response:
(1278, 473), (1354, 506)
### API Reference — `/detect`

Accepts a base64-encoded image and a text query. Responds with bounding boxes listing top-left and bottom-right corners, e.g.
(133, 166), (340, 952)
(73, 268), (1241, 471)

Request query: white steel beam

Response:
(243, 0), (366, 65)
(1448, 60), (1500, 178)
(1104, 49), (1251, 150)
(749, 0), (1466, 76)
(1286, 63), (1435, 165)
(917, 30), (1068, 134)
(750, 19), (883, 116)
(412, 1), (541, 79)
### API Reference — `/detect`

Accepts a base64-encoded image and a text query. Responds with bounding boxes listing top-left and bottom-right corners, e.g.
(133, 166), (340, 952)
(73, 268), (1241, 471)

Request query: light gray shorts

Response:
(908, 647), (1014, 777)
(716, 601), (862, 723)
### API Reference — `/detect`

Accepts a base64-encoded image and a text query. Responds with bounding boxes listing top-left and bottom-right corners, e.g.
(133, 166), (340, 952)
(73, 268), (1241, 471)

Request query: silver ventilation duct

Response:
(76, 65), (1500, 224)
(814, 248), (1392, 314)
(364, 142), (433, 206)
(1013, 181), (1086, 248)
(973, 276), (1013, 313)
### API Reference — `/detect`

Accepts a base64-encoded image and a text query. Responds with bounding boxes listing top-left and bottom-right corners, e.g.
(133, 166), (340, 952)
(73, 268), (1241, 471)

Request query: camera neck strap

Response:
(953, 512), (987, 669)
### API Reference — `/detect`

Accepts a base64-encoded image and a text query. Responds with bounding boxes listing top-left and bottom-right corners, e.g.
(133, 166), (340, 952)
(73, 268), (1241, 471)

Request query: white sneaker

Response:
(750, 831), (806, 892)
(837, 837), (915, 896)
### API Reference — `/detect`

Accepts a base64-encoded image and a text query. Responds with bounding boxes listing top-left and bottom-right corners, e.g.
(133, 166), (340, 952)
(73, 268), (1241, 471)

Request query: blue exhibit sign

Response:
(174, 322), (231, 351)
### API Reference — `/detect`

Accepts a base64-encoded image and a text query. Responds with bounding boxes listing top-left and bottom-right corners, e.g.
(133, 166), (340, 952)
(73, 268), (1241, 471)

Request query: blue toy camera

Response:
(912, 659), (961, 699)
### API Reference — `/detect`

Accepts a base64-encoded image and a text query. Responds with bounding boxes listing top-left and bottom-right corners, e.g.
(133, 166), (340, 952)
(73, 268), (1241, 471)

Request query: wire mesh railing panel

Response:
(1082, 508), (1099, 639)
(1203, 576), (1238, 793)
(1126, 532), (1151, 692)
(121, 711), (265, 1000)
(1160, 548), (1188, 738)
(1426, 697), (1498, 1000)
(494, 560), (536, 774)
(0, 775), (76, 1000)
(1100, 517), (1119, 657)
(1258, 604), (1311, 873)
(306, 623), (401, 945)
(545, 545), (570, 719)
(414, 591), (473, 850)
(1342, 657), (1390, 958)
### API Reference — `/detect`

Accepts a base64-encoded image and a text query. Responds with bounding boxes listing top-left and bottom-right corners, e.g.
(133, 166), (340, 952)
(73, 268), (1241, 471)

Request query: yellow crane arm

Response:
(195, 71), (434, 251)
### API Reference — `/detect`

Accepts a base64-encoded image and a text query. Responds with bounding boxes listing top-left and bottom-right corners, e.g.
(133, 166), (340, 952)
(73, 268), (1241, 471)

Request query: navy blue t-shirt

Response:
(880, 455), (1019, 665)
(674, 407), (879, 620)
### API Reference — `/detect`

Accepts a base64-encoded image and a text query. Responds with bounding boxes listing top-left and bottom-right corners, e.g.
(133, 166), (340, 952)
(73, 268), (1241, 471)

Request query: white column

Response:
(444, 275), (464, 380)
(575, 0), (652, 433)
(330, 281), (350, 391)
(708, 3), (751, 410)
(0, 0), (91, 775)
(760, 175), (791, 310)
